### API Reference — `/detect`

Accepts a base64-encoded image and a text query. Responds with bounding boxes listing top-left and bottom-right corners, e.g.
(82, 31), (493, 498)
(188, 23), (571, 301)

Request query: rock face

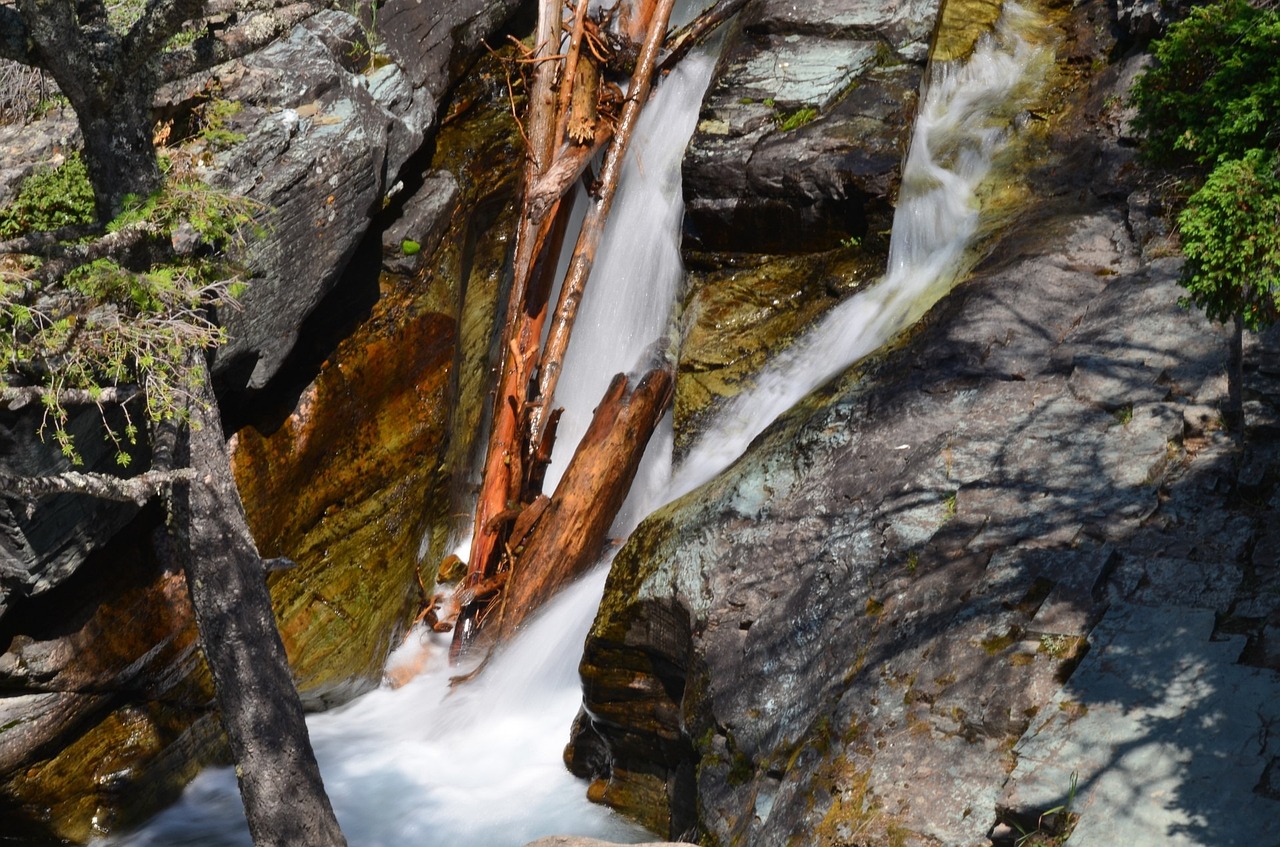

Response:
(572, 0), (1280, 843)
(681, 0), (937, 255)
(0, 4), (521, 841)
(203, 0), (520, 393)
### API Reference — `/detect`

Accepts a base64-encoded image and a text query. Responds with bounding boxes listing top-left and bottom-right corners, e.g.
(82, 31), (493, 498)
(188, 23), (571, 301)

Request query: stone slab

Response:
(1004, 603), (1280, 847)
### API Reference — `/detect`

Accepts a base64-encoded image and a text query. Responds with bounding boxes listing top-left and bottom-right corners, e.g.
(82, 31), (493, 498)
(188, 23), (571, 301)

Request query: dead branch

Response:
(554, 0), (591, 147)
(31, 221), (163, 284)
(0, 224), (103, 257)
(0, 466), (194, 505)
(157, 3), (319, 81)
(529, 0), (678, 446)
(657, 0), (751, 75)
(458, 0), (566, 656)
(1, 384), (143, 410)
(495, 366), (673, 643)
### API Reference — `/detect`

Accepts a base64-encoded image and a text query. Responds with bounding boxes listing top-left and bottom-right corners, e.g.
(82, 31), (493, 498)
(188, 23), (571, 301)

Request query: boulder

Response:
(681, 0), (934, 254)
(201, 0), (520, 393)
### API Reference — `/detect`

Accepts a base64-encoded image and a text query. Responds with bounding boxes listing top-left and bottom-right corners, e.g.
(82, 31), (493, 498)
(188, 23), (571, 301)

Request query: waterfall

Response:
(98, 37), (716, 847)
(99, 5), (1048, 846)
(669, 4), (1050, 499)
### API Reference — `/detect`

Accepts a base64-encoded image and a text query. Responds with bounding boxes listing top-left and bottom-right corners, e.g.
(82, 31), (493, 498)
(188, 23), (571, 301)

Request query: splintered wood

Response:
(443, 0), (740, 665)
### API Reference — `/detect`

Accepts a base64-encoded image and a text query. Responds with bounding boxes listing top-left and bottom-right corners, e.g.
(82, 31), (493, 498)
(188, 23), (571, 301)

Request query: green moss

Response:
(981, 626), (1023, 655)
(776, 106), (818, 132)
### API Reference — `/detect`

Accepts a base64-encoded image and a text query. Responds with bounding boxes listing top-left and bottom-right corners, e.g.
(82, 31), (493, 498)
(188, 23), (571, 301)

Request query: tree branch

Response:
(156, 2), (318, 80)
(32, 220), (162, 284)
(0, 467), (194, 505)
(0, 224), (104, 257)
(1, 384), (143, 411)
(124, 0), (208, 76)
(0, 5), (32, 64)
(657, 0), (750, 75)
(530, 0), (678, 444)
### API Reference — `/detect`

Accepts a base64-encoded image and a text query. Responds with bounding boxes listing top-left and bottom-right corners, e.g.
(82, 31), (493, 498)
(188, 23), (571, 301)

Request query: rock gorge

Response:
(3, 0), (1280, 844)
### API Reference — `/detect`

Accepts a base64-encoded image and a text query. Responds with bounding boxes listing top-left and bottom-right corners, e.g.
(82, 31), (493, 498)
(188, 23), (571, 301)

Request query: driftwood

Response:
(461, 0), (565, 629)
(658, 0), (752, 74)
(529, 0), (677, 447)
(496, 366), (674, 644)
(451, 0), (750, 660)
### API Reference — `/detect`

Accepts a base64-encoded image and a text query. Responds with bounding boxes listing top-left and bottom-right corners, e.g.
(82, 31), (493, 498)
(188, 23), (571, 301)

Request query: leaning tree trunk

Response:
(173, 358), (347, 847)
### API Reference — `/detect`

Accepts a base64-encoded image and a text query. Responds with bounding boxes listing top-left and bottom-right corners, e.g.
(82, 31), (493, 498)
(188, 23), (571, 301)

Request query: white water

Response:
(669, 6), (1050, 499)
(103, 7), (1047, 847)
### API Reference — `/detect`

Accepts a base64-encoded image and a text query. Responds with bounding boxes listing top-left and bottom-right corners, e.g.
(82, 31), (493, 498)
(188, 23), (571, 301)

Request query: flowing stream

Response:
(104, 5), (1047, 846)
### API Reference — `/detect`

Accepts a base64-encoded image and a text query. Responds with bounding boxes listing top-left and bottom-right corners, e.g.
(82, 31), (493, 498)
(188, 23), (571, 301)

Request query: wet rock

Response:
(681, 0), (930, 254)
(675, 249), (880, 447)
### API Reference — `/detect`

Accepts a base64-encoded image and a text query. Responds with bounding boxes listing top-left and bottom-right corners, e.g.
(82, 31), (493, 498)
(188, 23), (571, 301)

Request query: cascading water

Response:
(99, 5), (1048, 846)
(98, 32), (716, 847)
(669, 4), (1050, 499)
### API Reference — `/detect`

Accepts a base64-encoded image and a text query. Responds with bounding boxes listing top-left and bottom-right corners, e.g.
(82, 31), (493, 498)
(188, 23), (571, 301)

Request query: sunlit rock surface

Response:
(202, 0), (520, 393)
(574, 0), (1278, 843)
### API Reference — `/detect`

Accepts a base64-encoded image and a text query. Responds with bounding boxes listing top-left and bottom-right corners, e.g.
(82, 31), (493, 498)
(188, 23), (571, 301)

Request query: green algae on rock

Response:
(676, 248), (883, 452)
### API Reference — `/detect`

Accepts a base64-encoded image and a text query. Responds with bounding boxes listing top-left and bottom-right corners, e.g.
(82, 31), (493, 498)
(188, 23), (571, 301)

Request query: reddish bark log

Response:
(460, 0), (565, 636)
(493, 366), (673, 642)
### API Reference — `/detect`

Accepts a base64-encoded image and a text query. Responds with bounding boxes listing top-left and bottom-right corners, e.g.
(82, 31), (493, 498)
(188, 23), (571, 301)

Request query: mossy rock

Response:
(675, 247), (883, 452)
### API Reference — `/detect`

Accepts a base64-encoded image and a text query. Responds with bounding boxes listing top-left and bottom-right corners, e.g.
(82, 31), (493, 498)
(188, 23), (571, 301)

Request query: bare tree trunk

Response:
(1227, 312), (1245, 442)
(174, 358), (346, 847)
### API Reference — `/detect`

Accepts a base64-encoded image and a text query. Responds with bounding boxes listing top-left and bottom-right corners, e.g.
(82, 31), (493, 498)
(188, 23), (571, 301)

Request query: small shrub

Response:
(0, 153), (96, 237)
(1176, 149), (1280, 330)
(192, 97), (246, 151)
(1130, 0), (1280, 171)
(1, 174), (259, 464)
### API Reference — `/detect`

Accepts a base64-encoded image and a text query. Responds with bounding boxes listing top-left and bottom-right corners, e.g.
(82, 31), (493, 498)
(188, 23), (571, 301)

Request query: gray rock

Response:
(0, 113), (78, 205)
(682, 0), (929, 253)
(1005, 603), (1280, 846)
(382, 170), (459, 276)
(206, 11), (435, 390)
(0, 406), (142, 610)
(205, 1), (521, 391)
(1105, 555), (1243, 612)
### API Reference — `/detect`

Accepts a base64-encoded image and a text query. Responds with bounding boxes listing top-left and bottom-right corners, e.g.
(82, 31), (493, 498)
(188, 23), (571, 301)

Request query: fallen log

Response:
(493, 365), (674, 643)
